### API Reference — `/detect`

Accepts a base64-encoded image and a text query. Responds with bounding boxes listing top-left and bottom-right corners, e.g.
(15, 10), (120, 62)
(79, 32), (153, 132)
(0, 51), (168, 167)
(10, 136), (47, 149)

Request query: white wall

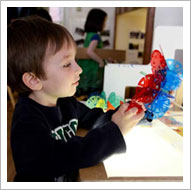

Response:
(152, 7), (183, 59)
(152, 26), (183, 59)
(154, 7), (183, 28)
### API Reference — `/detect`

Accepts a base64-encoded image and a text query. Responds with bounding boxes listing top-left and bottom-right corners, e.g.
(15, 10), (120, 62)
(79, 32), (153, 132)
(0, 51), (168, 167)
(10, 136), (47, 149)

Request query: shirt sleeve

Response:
(11, 115), (126, 178)
(90, 34), (100, 42)
(70, 97), (117, 130)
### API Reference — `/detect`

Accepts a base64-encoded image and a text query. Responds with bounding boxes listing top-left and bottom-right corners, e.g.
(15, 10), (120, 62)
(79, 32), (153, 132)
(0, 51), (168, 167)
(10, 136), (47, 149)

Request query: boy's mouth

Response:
(72, 78), (80, 86)
(73, 81), (79, 86)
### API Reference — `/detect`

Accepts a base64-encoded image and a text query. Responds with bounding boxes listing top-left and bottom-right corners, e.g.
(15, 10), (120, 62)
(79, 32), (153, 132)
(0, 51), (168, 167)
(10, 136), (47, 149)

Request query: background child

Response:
(76, 9), (107, 97)
(8, 16), (144, 182)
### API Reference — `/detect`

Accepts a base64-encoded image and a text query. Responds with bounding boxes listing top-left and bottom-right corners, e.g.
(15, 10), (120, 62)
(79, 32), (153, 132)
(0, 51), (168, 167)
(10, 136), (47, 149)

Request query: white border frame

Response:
(1, 1), (190, 189)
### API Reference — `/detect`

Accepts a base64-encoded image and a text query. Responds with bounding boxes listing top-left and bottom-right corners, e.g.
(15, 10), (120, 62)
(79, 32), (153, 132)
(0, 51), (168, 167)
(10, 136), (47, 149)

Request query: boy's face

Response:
(40, 44), (82, 100)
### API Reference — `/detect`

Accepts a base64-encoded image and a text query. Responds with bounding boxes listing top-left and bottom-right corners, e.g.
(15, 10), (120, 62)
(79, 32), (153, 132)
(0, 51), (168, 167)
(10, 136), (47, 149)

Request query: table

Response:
(76, 123), (183, 182)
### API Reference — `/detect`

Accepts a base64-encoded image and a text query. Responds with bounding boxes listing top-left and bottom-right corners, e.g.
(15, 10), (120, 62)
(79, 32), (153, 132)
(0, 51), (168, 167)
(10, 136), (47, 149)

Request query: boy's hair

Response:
(84, 9), (107, 33)
(8, 16), (76, 94)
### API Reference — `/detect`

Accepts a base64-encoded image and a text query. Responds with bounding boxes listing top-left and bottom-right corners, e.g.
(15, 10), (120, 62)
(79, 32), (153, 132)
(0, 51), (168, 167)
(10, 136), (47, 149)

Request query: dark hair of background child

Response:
(7, 7), (52, 24)
(84, 9), (107, 33)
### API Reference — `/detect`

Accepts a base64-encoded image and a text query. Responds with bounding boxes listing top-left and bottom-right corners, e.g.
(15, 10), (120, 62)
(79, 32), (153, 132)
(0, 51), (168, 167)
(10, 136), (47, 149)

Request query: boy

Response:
(8, 16), (144, 182)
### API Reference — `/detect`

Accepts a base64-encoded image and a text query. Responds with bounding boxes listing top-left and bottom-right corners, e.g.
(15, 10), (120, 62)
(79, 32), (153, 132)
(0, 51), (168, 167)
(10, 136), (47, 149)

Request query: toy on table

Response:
(86, 91), (124, 111)
(127, 49), (183, 122)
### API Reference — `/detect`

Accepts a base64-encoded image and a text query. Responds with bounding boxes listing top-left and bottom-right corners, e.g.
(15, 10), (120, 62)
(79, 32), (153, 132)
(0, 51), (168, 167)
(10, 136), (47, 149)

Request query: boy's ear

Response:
(22, 72), (42, 91)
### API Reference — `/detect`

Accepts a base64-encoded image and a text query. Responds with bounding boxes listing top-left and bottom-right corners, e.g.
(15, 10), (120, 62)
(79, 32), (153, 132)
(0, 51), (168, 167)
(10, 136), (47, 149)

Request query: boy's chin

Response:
(62, 90), (76, 98)
(70, 89), (77, 96)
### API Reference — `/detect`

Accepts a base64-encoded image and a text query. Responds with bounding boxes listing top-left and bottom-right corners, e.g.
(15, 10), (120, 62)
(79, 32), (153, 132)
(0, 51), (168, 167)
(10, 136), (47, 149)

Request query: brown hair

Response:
(8, 15), (76, 94)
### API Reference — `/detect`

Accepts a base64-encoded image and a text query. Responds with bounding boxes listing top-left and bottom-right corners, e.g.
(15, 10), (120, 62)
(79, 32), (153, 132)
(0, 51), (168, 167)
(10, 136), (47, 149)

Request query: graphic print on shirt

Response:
(51, 119), (78, 142)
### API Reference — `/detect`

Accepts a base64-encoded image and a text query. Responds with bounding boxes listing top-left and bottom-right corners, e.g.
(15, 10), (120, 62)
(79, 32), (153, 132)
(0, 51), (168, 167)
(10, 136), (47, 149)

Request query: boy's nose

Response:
(75, 61), (82, 74)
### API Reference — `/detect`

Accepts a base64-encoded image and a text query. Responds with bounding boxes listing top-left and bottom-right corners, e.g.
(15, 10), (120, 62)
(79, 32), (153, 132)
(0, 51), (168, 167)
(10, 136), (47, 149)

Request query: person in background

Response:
(7, 7), (52, 24)
(36, 8), (52, 22)
(76, 9), (107, 98)
(8, 16), (144, 182)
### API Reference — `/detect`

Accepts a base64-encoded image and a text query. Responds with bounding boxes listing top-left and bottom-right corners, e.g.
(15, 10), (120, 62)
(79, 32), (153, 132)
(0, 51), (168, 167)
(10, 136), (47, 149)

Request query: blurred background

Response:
(7, 7), (183, 65)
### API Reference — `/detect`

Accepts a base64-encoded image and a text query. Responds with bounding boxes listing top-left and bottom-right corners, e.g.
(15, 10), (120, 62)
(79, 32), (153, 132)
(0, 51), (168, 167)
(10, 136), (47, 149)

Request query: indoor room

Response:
(6, 6), (184, 183)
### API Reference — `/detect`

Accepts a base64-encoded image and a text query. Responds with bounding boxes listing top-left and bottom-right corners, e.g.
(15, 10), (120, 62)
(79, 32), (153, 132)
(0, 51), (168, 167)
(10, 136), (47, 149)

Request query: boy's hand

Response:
(111, 103), (145, 136)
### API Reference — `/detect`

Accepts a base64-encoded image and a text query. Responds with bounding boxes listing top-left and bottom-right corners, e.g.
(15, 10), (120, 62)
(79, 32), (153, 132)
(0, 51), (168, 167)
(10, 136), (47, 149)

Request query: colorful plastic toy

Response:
(127, 49), (183, 121)
(86, 50), (183, 122)
(86, 91), (124, 111)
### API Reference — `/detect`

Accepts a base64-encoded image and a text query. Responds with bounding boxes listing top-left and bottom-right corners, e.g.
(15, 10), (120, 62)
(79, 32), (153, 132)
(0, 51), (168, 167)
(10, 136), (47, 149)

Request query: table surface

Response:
(76, 119), (183, 182)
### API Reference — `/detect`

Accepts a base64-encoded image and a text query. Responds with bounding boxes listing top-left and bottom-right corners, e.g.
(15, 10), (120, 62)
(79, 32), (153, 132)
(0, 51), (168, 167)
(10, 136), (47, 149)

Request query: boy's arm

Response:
(71, 97), (117, 130)
(55, 120), (126, 169)
(12, 117), (126, 176)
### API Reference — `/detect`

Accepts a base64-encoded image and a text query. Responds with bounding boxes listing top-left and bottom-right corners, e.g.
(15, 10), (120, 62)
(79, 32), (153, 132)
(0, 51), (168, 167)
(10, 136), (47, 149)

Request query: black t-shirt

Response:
(11, 96), (126, 182)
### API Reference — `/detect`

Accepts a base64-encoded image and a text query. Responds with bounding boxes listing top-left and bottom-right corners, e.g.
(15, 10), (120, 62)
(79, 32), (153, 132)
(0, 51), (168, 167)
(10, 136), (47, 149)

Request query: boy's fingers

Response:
(131, 110), (145, 121)
(137, 102), (146, 111)
(125, 107), (138, 116)
(119, 103), (129, 113)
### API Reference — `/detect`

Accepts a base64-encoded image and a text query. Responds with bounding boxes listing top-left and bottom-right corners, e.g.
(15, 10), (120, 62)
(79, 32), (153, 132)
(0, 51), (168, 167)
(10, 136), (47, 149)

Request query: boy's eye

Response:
(63, 63), (71, 67)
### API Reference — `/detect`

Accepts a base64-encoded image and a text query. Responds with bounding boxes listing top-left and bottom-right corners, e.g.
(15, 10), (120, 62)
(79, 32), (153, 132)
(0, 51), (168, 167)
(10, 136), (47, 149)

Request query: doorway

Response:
(114, 7), (155, 65)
